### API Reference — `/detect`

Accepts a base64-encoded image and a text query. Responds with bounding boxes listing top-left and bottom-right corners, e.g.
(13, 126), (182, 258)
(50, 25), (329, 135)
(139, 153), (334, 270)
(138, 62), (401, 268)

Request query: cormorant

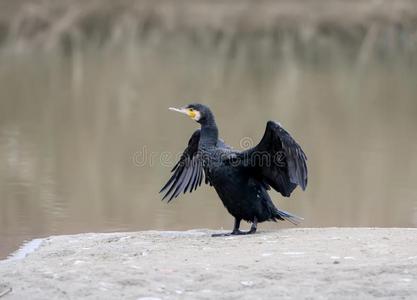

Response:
(160, 104), (308, 236)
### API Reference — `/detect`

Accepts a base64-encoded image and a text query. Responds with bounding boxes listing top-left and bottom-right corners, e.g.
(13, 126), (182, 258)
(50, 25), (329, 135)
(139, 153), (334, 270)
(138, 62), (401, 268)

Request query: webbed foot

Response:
(211, 229), (256, 237)
(211, 217), (257, 237)
(211, 232), (232, 237)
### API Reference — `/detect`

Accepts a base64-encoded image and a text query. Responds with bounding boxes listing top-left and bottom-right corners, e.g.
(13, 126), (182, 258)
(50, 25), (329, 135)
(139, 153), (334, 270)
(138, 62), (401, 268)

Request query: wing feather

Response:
(160, 130), (205, 201)
(184, 157), (197, 193)
(238, 121), (308, 197)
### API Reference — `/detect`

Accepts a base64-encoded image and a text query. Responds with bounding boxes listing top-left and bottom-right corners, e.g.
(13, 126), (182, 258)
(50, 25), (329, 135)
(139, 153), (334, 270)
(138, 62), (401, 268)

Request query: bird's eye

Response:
(189, 108), (194, 112)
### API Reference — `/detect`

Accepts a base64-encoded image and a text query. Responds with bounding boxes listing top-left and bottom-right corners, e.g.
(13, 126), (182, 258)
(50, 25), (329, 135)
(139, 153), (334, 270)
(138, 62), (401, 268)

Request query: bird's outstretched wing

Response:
(160, 130), (204, 202)
(237, 121), (308, 197)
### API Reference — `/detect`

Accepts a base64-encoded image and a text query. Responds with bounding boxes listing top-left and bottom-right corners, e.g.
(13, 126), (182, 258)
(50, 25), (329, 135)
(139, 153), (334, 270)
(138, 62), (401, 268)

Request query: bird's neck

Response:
(200, 117), (218, 147)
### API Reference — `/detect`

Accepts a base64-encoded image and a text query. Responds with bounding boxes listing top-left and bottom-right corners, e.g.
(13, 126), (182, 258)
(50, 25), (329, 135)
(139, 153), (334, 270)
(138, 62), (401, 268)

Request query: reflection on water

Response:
(1, 38), (417, 258)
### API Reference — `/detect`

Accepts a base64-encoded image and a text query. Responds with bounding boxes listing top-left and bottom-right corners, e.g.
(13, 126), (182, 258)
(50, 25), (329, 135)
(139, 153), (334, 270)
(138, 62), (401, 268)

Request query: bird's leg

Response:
(231, 218), (243, 235)
(212, 218), (242, 237)
(247, 217), (257, 234)
(212, 217), (257, 237)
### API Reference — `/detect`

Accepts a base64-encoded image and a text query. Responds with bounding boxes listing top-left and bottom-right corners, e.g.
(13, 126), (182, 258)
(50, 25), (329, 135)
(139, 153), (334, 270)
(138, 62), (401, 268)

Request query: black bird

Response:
(160, 104), (308, 236)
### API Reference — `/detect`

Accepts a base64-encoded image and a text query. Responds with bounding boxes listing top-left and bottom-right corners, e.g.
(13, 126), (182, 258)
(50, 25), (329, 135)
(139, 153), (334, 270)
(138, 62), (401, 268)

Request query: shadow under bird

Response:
(160, 104), (308, 236)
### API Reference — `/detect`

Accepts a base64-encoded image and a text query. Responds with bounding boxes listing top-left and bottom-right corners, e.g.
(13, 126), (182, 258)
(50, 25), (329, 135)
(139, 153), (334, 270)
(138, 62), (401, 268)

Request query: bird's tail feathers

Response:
(274, 209), (304, 225)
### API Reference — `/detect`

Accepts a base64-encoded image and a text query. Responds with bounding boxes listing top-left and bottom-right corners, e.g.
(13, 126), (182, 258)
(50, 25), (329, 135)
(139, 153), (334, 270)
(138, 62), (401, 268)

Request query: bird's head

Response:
(169, 103), (213, 124)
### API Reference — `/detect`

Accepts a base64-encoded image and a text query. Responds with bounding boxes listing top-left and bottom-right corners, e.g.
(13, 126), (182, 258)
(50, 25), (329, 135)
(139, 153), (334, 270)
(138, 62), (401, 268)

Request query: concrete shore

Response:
(0, 228), (416, 299)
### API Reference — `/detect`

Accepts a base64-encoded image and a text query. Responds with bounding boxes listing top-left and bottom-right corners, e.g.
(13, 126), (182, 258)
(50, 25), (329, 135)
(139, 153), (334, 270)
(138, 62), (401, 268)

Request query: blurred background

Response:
(1, 0), (417, 258)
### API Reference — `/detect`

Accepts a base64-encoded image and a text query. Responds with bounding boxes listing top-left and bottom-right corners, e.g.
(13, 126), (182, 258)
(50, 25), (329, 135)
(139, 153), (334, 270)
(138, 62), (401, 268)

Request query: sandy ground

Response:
(0, 228), (416, 299)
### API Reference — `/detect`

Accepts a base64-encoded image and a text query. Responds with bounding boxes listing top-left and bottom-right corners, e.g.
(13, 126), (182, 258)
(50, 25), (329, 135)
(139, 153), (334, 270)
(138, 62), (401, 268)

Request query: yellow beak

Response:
(169, 107), (196, 119)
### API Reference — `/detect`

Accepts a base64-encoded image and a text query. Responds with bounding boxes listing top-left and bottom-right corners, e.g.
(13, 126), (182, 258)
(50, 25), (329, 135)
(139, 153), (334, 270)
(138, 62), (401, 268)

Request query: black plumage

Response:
(160, 104), (308, 236)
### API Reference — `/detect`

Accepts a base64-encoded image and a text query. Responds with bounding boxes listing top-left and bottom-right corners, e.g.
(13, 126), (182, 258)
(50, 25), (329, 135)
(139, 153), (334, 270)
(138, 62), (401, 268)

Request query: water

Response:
(4, 238), (43, 261)
(1, 36), (417, 259)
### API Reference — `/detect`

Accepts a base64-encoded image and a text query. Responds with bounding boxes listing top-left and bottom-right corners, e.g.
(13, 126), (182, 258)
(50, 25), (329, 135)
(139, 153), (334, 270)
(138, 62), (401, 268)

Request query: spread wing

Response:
(160, 130), (205, 202)
(238, 121), (308, 197)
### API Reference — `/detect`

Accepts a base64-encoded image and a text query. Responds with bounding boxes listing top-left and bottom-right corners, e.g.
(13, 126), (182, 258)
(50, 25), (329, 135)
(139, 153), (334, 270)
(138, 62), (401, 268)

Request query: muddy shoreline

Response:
(0, 228), (416, 299)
